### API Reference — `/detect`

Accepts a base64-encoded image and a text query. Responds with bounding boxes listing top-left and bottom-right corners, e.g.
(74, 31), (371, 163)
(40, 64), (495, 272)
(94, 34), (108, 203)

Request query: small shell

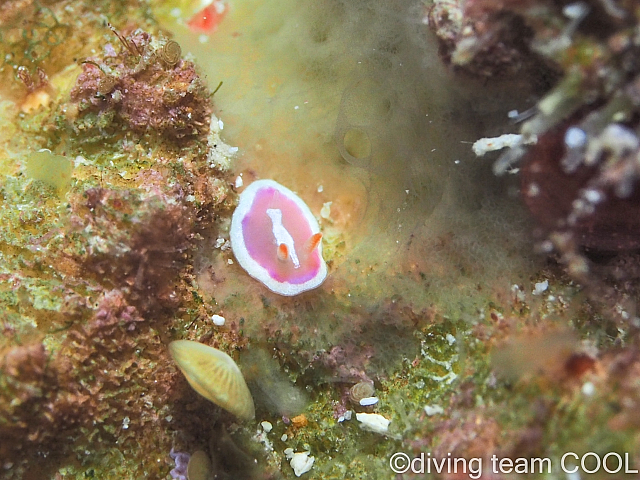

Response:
(169, 340), (255, 421)
(349, 381), (375, 405)
(160, 39), (182, 67)
(187, 450), (212, 480)
(97, 75), (117, 95)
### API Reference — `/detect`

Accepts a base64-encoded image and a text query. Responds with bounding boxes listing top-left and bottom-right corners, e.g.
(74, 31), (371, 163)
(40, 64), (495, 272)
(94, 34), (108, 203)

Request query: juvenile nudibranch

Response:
(230, 179), (327, 296)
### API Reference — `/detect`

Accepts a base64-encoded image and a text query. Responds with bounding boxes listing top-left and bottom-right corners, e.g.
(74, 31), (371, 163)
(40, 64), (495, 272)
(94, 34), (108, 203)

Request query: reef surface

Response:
(1, 0), (640, 479)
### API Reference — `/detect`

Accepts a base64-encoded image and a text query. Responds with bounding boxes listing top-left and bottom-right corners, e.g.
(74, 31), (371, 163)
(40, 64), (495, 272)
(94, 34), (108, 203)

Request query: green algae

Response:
(25, 149), (74, 196)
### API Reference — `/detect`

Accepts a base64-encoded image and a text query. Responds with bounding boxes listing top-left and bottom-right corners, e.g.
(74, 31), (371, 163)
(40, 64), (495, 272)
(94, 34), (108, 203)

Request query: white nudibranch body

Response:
(230, 179), (327, 296)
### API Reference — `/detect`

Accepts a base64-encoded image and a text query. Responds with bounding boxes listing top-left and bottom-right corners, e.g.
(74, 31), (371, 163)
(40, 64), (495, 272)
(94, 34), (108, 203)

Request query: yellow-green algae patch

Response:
(25, 149), (74, 196)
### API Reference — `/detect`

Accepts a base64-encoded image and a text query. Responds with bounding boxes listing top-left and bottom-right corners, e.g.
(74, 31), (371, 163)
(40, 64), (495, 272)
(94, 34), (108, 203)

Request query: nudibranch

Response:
(230, 179), (327, 296)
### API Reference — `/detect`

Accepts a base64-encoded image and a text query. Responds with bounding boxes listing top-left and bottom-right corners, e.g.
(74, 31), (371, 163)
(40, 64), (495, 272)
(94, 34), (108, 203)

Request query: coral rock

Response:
(70, 31), (211, 142)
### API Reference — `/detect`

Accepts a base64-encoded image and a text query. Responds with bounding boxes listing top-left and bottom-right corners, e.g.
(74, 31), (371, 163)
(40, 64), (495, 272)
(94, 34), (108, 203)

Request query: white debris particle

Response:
(424, 405), (444, 416)
(122, 416), (130, 429)
(235, 175), (243, 188)
(261, 421), (273, 433)
(338, 410), (353, 422)
(539, 240), (554, 253)
(88, 235), (111, 254)
(473, 134), (521, 156)
(563, 1), (588, 19)
(74, 155), (91, 166)
(356, 412), (390, 434)
(615, 304), (630, 320)
(532, 280), (549, 295)
(198, 34), (209, 44)
(359, 396), (379, 406)
(285, 450), (315, 477)
(317, 185), (323, 193)
(320, 201), (332, 219)
(445, 333), (456, 345)
(586, 124), (640, 165)
(227, 259), (234, 265)
(526, 182), (540, 197)
(583, 189), (603, 204)
(581, 381), (595, 396)
(281, 434), (288, 442)
(218, 119), (224, 130)
(473, 133), (537, 157)
(511, 284), (526, 302)
(228, 146), (239, 154)
(211, 314), (226, 326)
(206, 113), (232, 171)
(564, 126), (586, 149)
(215, 238), (225, 248)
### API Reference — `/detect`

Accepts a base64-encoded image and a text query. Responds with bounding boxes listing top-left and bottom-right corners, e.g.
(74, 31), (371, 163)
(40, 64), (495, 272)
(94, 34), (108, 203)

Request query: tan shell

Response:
(160, 40), (182, 67)
(169, 340), (255, 421)
(349, 381), (375, 405)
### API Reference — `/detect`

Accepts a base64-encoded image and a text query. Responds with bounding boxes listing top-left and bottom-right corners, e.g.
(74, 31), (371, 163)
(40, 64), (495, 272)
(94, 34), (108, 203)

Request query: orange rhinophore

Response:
(306, 233), (322, 253)
(277, 243), (289, 262)
(188, 1), (227, 33)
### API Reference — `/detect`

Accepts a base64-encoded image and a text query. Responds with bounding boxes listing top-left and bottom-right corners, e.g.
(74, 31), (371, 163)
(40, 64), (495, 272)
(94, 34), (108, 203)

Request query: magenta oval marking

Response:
(230, 179), (327, 296)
